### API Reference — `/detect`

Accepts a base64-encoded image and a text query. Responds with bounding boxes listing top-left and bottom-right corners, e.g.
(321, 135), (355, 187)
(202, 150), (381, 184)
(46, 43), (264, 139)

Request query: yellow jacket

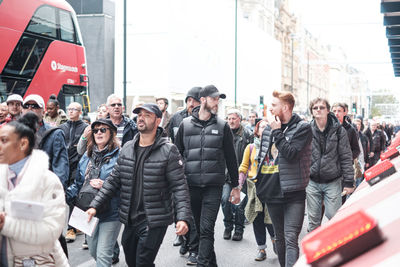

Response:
(239, 143), (258, 178)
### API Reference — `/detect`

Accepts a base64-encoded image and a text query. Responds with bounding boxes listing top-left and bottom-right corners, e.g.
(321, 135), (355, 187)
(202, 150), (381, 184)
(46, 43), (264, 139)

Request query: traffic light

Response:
(260, 96), (264, 109)
(352, 102), (357, 113)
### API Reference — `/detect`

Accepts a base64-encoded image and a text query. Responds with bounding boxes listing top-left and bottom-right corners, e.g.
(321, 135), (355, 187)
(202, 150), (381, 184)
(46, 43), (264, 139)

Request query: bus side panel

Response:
(0, 0), (39, 33)
(0, 28), (21, 71)
(25, 40), (85, 102)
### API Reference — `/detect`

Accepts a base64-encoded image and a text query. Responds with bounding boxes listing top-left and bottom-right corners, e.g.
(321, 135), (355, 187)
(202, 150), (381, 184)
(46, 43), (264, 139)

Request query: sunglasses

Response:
(93, 127), (109, 134)
(312, 106), (326, 111)
(110, 103), (122, 107)
(23, 103), (41, 109)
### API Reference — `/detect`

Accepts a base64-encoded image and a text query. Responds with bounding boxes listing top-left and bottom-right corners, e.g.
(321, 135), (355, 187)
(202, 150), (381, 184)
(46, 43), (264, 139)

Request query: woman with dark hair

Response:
(44, 94), (68, 127)
(238, 119), (276, 262)
(67, 118), (120, 267)
(0, 112), (68, 266)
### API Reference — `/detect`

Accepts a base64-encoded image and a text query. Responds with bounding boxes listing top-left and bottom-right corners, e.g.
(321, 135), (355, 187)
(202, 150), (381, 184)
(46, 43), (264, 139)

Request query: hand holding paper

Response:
(69, 207), (99, 237)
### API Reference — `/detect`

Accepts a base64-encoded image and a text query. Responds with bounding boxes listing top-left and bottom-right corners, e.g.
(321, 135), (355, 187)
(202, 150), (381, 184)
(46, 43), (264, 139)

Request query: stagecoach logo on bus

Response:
(51, 60), (78, 73)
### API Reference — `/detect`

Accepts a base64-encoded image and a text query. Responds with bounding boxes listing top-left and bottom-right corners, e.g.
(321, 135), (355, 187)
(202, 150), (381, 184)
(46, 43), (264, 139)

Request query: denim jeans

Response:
(221, 183), (247, 234)
(306, 178), (342, 232)
(190, 186), (223, 267)
(252, 206), (275, 249)
(267, 200), (305, 267)
(87, 220), (122, 267)
(121, 221), (168, 267)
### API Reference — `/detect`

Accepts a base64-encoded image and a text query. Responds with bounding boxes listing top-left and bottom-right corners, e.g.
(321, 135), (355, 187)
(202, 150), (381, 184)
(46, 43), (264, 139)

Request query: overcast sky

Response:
(293, 0), (400, 93)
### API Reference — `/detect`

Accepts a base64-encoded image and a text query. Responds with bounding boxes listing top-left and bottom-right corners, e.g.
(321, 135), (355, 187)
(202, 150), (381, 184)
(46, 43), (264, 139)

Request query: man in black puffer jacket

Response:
(307, 98), (354, 233)
(256, 91), (312, 267)
(87, 103), (191, 267)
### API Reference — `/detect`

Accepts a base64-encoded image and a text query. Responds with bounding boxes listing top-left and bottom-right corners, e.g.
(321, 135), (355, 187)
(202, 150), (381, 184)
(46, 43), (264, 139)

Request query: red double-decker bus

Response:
(0, 0), (90, 112)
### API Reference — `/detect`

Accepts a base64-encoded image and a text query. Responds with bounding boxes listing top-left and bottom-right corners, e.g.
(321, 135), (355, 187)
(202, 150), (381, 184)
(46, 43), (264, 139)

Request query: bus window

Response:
(3, 35), (51, 78)
(26, 6), (57, 38)
(59, 10), (75, 43)
(57, 85), (90, 113)
(0, 76), (30, 101)
(71, 14), (83, 45)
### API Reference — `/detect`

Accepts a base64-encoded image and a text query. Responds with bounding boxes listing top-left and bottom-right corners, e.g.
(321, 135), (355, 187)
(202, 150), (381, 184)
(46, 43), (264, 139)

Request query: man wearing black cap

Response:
(168, 87), (201, 143)
(175, 85), (241, 267)
(87, 103), (192, 267)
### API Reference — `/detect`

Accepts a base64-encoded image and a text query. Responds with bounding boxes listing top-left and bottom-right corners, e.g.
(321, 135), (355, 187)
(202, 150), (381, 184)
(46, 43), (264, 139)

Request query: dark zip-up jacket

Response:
(310, 113), (354, 188)
(90, 128), (192, 228)
(169, 108), (190, 143)
(226, 125), (253, 182)
(175, 106), (239, 188)
(59, 120), (88, 167)
(120, 116), (138, 147)
(38, 122), (69, 189)
(342, 117), (360, 160)
(257, 113), (312, 193)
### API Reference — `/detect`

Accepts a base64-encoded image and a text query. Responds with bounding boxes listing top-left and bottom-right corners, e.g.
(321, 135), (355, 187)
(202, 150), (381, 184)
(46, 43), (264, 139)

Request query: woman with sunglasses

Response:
(238, 119), (276, 262)
(0, 112), (68, 266)
(67, 118), (121, 267)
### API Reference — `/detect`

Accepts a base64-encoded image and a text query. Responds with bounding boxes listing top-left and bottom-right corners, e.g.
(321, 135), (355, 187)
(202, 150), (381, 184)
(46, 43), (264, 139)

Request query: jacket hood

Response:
(311, 112), (341, 132)
(132, 126), (168, 150)
(286, 113), (302, 128)
(190, 105), (217, 124)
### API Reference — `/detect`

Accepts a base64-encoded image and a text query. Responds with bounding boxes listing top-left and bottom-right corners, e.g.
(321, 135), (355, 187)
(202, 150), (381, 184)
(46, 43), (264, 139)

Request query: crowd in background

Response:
(0, 88), (398, 267)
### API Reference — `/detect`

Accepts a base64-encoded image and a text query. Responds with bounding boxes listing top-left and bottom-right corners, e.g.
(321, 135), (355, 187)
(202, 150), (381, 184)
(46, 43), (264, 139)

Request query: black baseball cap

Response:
(199, 85), (226, 99)
(91, 118), (117, 133)
(132, 103), (162, 118)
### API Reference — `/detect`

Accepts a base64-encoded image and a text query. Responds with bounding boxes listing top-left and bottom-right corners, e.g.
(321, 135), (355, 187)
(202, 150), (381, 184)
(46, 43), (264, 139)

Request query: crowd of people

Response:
(0, 88), (397, 267)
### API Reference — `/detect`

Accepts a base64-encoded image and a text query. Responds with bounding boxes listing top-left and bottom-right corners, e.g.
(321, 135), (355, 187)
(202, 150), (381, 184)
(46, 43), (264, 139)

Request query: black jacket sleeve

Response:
(174, 122), (185, 157)
(271, 123), (312, 161)
(348, 127), (360, 160)
(223, 124), (239, 187)
(90, 156), (122, 210)
(165, 145), (192, 223)
(338, 127), (355, 188)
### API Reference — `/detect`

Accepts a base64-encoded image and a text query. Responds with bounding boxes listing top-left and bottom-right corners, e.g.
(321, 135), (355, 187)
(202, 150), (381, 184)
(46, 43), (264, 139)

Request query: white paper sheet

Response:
(68, 206), (99, 237)
(10, 199), (44, 221)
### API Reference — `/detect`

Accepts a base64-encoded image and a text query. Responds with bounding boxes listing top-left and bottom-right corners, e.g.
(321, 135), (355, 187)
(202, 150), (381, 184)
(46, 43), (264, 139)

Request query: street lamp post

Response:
(291, 35), (294, 92)
(123, 0), (127, 108)
(307, 51), (310, 115)
(234, 0), (237, 108)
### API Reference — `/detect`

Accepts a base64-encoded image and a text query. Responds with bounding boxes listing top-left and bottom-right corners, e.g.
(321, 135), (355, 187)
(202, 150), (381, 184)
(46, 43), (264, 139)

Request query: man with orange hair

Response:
(255, 91), (312, 267)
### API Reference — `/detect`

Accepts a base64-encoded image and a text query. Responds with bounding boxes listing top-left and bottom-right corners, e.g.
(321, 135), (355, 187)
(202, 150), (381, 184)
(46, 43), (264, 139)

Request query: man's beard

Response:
(138, 119), (156, 134)
(205, 101), (218, 115)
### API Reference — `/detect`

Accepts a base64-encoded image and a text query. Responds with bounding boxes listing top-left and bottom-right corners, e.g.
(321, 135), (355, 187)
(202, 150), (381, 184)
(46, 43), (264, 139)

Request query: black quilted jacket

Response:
(90, 127), (192, 228)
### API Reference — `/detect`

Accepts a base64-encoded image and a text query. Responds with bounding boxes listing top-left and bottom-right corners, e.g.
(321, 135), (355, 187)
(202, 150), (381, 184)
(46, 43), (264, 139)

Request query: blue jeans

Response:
(267, 200), (305, 267)
(252, 205), (275, 249)
(306, 179), (342, 232)
(221, 183), (247, 233)
(87, 220), (122, 267)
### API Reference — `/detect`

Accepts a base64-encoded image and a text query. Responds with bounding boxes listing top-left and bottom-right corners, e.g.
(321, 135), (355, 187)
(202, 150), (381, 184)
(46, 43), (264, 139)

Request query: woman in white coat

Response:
(0, 112), (68, 267)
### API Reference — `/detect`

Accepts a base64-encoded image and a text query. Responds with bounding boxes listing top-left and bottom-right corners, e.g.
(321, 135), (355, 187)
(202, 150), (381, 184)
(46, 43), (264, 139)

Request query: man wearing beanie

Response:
(168, 87), (202, 143)
(168, 87), (201, 264)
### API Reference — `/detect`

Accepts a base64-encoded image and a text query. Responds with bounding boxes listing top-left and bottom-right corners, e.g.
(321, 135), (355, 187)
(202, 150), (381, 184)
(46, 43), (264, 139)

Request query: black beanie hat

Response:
(185, 87), (201, 103)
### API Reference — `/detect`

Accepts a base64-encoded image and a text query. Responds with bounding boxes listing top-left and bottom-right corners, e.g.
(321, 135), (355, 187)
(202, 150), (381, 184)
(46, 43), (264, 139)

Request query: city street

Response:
(69, 207), (310, 267)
